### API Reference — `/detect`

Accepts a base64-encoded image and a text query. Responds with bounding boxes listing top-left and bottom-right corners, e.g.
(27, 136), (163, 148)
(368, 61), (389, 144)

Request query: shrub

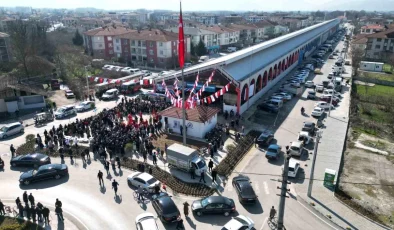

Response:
(25, 134), (35, 142)
(125, 142), (133, 152)
(225, 144), (236, 153)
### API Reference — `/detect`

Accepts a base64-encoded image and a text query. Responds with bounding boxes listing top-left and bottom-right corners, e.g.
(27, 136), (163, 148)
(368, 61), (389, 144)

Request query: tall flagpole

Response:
(179, 0), (186, 145)
(182, 69), (186, 145)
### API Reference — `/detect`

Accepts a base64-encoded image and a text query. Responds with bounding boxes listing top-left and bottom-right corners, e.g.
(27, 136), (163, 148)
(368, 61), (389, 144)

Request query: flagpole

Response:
(182, 68), (186, 145)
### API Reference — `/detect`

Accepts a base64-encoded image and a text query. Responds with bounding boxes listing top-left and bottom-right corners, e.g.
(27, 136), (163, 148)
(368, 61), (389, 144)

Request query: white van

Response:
(227, 47), (237, 52)
(288, 159), (300, 178)
(102, 88), (118, 100)
(198, 56), (209, 63)
(268, 99), (283, 108)
(129, 68), (141, 74)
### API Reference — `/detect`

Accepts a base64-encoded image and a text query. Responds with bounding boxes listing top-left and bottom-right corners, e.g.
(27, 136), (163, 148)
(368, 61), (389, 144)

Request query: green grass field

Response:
(356, 84), (394, 97)
(383, 64), (393, 73)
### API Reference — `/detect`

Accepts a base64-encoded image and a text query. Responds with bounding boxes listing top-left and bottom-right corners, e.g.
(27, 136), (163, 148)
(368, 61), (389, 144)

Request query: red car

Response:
(319, 96), (338, 106)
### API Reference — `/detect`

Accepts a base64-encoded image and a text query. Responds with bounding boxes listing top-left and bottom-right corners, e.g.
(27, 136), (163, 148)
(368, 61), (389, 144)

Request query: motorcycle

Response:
(301, 107), (305, 115)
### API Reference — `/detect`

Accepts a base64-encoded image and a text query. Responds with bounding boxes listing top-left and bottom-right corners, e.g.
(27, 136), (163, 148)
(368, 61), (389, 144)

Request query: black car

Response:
(257, 103), (279, 113)
(232, 175), (258, 204)
(302, 122), (316, 135)
(10, 153), (51, 168)
(192, 196), (235, 216)
(256, 131), (274, 147)
(152, 193), (180, 223)
(19, 164), (68, 185)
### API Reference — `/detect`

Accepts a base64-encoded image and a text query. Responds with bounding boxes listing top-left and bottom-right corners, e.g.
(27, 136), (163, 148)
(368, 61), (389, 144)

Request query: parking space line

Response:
(254, 181), (260, 194)
(259, 217), (268, 230)
(263, 181), (270, 195)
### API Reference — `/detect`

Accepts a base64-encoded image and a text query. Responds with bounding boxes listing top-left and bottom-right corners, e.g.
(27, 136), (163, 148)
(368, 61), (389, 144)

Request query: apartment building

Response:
(83, 26), (190, 68)
(227, 24), (258, 45)
(365, 27), (394, 60)
(197, 25), (240, 49)
(0, 32), (12, 62)
(155, 13), (218, 25)
(360, 24), (384, 34)
(254, 20), (276, 38)
(0, 17), (15, 32)
(245, 15), (266, 23)
(166, 26), (218, 51)
(61, 17), (78, 27)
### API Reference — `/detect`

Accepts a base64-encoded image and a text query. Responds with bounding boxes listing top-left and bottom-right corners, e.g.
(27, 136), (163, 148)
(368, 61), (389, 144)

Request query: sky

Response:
(1, 0), (394, 12)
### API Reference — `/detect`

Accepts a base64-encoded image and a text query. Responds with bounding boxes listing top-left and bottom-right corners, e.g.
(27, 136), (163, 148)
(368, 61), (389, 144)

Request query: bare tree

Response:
(350, 44), (365, 77)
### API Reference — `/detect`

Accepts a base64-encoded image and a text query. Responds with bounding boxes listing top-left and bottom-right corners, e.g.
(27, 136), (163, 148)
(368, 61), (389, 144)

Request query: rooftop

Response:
(116, 29), (179, 42)
(83, 25), (133, 36)
(366, 28), (394, 39)
(0, 32), (10, 38)
(159, 105), (220, 123)
(361, 24), (384, 30)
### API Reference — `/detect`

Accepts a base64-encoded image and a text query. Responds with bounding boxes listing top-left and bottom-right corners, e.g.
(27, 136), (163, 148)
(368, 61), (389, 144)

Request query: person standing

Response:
(212, 169), (217, 183)
(199, 170), (206, 183)
(189, 166), (195, 179)
(105, 161), (110, 175)
(112, 179), (119, 196)
(31, 205), (37, 222)
(97, 170), (104, 186)
(23, 191), (28, 205)
(208, 159), (214, 172)
(137, 185), (144, 201)
(183, 202), (189, 217)
(152, 152), (157, 165)
(10, 144), (15, 157)
(17, 203), (24, 218)
(115, 156), (121, 169)
(176, 218), (184, 230)
(28, 193), (35, 206)
(36, 205), (42, 222)
(85, 148), (90, 161)
(42, 206), (50, 225)
(0, 200), (5, 215)
(55, 206), (64, 221)
(15, 197), (21, 206)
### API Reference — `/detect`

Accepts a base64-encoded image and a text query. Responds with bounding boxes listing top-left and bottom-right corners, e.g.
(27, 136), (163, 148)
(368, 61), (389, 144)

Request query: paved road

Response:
(0, 39), (352, 229)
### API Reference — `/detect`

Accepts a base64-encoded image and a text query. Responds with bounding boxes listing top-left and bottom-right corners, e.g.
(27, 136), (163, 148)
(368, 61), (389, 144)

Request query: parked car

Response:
(65, 90), (75, 98)
(311, 107), (324, 117)
(297, 131), (313, 145)
(315, 101), (335, 110)
(288, 159), (300, 178)
(0, 122), (24, 139)
(101, 89), (119, 100)
(319, 96), (338, 106)
(135, 213), (160, 230)
(151, 193), (180, 223)
(274, 92), (292, 101)
(10, 153), (51, 168)
(256, 131), (274, 147)
(289, 141), (304, 157)
(222, 215), (254, 230)
(19, 164), (68, 185)
(127, 172), (161, 193)
(305, 81), (315, 88)
(232, 175), (258, 204)
(75, 101), (95, 112)
(307, 91), (317, 100)
(302, 122), (316, 136)
(192, 196), (236, 216)
(266, 144), (281, 160)
(55, 105), (76, 119)
(257, 103), (279, 113)
(316, 84), (324, 92)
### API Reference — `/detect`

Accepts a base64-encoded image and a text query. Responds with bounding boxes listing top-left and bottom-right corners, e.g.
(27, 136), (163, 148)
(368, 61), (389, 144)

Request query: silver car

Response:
(0, 122), (24, 139)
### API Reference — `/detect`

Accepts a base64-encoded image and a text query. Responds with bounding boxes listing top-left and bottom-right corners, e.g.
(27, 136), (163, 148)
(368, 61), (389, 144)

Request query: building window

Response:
(159, 42), (163, 47)
(138, 41), (141, 46)
(108, 43), (113, 48)
(123, 40), (128, 45)
(116, 46), (120, 51)
(160, 50), (164, 55)
(160, 58), (164, 63)
(150, 42), (154, 47)
(107, 36), (112, 41)
(149, 49), (154, 55)
(142, 41), (146, 46)
(98, 44), (103, 48)
(116, 39), (119, 43)
(150, 58), (154, 63)
(375, 45), (381, 49)
(131, 40), (136, 46)
(377, 38), (382, 42)
(109, 50), (113, 54)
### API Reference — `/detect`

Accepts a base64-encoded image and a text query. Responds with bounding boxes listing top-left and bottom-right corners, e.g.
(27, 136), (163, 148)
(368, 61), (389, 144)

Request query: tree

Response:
(350, 44), (365, 77)
(195, 40), (206, 56)
(72, 29), (84, 46)
(190, 42), (196, 56)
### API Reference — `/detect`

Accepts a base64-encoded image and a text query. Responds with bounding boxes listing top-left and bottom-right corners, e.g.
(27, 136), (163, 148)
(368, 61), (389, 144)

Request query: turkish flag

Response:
(178, 1), (185, 68)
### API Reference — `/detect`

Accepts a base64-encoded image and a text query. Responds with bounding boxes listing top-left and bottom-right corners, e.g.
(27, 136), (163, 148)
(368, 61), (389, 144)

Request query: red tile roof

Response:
(116, 29), (179, 42)
(83, 26), (133, 36)
(361, 24), (383, 30)
(366, 28), (394, 38)
(159, 106), (220, 123)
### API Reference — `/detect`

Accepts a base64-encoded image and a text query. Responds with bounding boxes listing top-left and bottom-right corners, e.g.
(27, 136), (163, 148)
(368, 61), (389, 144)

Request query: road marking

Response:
(259, 217), (268, 230)
(263, 181), (270, 195)
(2, 199), (90, 230)
(296, 199), (339, 230)
(254, 181), (260, 194)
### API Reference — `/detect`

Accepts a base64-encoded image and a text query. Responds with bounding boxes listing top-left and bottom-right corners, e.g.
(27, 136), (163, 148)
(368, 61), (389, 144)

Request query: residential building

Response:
(227, 24), (258, 45)
(197, 25), (240, 49)
(254, 20), (275, 39)
(120, 12), (148, 24)
(281, 18), (302, 32)
(365, 28), (394, 60)
(79, 18), (105, 31)
(0, 32), (12, 62)
(274, 25), (290, 36)
(61, 17), (78, 27)
(0, 17), (16, 32)
(222, 15), (245, 24)
(352, 34), (368, 51)
(166, 26), (218, 52)
(155, 13), (218, 25)
(360, 24), (384, 34)
(83, 26), (190, 68)
(245, 15), (267, 23)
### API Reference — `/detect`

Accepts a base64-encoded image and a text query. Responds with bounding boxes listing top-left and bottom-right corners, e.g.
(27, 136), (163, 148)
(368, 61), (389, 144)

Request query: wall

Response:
(0, 99), (6, 112)
(163, 115), (217, 139)
(18, 95), (45, 110)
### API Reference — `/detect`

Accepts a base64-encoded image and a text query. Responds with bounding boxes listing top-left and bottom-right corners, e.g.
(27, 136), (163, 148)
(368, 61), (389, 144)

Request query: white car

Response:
(270, 95), (284, 102)
(305, 81), (315, 88)
(288, 159), (300, 178)
(0, 122), (24, 139)
(298, 131), (313, 145)
(315, 102), (334, 110)
(289, 141), (304, 157)
(121, 67), (133, 73)
(222, 215), (254, 230)
(135, 213), (159, 230)
(127, 172), (161, 193)
(113, 66), (123, 72)
(102, 65), (114, 70)
(316, 84), (324, 92)
(75, 101), (95, 112)
(311, 107), (324, 117)
(289, 81), (300, 87)
(65, 90), (75, 98)
(274, 92), (292, 100)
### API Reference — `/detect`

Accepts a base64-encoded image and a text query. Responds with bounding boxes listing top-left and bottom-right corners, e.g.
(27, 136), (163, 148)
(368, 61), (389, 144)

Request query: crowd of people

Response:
(0, 192), (64, 225)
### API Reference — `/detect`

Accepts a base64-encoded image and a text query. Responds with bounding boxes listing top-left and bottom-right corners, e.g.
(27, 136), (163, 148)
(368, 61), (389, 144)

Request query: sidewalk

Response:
(3, 202), (81, 230)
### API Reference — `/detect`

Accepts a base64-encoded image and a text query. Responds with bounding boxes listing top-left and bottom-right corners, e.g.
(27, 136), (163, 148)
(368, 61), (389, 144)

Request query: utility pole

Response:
(308, 131), (322, 197)
(277, 149), (291, 230)
(84, 65), (90, 101)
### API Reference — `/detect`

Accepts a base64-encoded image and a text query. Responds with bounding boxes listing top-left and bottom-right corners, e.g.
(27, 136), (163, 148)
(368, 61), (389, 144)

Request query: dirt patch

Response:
(150, 133), (206, 152)
(47, 87), (77, 107)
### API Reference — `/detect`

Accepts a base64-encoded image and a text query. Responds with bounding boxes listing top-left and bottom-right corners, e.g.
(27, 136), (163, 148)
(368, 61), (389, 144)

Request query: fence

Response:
(354, 76), (394, 87)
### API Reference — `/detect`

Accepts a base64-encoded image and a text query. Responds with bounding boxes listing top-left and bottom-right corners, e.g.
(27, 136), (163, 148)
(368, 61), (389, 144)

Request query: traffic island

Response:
(0, 216), (43, 230)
